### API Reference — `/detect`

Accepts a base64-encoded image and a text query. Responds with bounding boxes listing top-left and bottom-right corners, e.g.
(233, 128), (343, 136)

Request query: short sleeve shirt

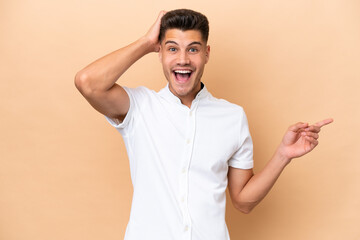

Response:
(105, 84), (253, 240)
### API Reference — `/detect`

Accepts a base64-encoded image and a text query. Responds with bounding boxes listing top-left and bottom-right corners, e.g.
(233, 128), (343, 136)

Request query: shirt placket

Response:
(179, 100), (199, 240)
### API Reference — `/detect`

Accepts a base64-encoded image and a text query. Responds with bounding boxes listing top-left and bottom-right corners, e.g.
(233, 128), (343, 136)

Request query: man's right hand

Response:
(74, 11), (167, 122)
(143, 11), (167, 53)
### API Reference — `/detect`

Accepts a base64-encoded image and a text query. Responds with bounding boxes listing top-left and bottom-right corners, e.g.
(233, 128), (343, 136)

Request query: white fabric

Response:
(105, 84), (253, 240)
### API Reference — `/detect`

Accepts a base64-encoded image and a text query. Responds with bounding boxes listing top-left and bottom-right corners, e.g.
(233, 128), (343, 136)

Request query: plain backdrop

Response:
(1, 0), (359, 239)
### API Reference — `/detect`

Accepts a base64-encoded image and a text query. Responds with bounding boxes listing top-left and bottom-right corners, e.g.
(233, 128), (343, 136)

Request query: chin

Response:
(167, 72), (201, 97)
(171, 85), (190, 97)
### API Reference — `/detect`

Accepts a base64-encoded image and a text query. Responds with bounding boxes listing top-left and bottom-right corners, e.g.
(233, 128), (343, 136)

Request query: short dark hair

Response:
(159, 9), (209, 43)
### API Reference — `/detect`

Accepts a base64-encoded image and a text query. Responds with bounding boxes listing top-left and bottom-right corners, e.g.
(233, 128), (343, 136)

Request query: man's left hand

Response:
(277, 118), (333, 162)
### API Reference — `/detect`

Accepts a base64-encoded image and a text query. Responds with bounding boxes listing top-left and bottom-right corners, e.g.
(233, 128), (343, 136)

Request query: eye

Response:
(189, 48), (198, 53)
(168, 47), (177, 52)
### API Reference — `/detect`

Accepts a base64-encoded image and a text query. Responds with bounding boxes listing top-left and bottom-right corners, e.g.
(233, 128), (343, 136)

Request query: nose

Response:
(177, 51), (190, 65)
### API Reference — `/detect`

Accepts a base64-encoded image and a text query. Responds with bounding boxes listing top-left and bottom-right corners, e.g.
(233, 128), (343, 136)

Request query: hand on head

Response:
(144, 11), (167, 53)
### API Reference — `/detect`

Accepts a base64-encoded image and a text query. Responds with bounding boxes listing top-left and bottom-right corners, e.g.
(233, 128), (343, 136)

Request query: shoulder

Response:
(124, 85), (153, 95)
(205, 94), (246, 117)
(124, 86), (158, 101)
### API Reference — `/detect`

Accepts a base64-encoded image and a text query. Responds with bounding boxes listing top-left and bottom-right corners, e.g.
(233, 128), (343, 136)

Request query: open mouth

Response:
(173, 70), (193, 83)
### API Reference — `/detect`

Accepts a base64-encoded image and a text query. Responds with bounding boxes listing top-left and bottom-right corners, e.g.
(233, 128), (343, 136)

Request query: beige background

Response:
(1, 0), (359, 239)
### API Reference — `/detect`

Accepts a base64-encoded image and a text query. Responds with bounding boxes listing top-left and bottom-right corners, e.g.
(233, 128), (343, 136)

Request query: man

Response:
(75, 9), (332, 240)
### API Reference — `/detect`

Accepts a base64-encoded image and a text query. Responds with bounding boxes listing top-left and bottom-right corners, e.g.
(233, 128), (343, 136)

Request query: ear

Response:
(158, 45), (163, 62)
(205, 45), (210, 64)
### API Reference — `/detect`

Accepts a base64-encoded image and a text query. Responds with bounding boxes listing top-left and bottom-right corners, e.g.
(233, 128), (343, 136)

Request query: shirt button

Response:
(182, 168), (186, 173)
(186, 139), (190, 144)
(181, 196), (185, 202)
(189, 111), (193, 117)
(184, 226), (189, 232)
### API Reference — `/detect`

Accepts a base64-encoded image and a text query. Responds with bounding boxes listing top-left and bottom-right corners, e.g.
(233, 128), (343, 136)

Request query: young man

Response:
(75, 9), (332, 240)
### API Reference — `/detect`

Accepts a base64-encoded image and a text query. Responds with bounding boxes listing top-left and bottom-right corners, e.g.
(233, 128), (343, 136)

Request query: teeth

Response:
(174, 70), (192, 74)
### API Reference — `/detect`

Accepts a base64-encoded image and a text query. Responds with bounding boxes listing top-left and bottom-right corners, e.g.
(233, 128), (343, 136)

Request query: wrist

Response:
(274, 144), (292, 166)
(139, 35), (159, 53)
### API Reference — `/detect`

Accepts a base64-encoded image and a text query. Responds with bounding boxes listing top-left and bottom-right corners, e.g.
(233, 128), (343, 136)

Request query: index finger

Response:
(314, 118), (334, 128)
(158, 10), (167, 20)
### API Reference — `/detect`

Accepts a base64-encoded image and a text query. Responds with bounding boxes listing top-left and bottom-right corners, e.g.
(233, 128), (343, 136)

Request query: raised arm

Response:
(228, 118), (333, 214)
(74, 11), (166, 121)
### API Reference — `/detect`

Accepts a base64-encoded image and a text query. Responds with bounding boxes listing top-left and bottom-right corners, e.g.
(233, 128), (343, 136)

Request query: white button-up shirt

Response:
(106, 84), (253, 240)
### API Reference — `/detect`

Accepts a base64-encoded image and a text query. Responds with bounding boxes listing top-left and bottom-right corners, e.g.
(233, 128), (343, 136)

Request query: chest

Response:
(133, 99), (240, 168)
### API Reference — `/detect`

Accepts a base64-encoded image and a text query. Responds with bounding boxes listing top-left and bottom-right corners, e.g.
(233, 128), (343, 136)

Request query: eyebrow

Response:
(164, 40), (203, 46)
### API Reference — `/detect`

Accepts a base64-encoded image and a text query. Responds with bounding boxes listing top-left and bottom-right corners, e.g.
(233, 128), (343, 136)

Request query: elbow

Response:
(235, 205), (252, 214)
(74, 71), (93, 96)
(233, 201), (258, 214)
(238, 208), (252, 214)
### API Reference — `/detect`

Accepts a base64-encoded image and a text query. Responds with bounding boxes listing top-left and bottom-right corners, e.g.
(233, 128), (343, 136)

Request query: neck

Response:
(167, 82), (203, 108)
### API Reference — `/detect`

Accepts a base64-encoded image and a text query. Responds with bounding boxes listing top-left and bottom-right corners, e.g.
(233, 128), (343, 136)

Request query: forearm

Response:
(235, 148), (291, 212)
(230, 119), (333, 214)
(75, 36), (155, 93)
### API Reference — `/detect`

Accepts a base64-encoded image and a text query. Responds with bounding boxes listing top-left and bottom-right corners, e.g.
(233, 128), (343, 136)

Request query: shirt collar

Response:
(158, 82), (209, 105)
